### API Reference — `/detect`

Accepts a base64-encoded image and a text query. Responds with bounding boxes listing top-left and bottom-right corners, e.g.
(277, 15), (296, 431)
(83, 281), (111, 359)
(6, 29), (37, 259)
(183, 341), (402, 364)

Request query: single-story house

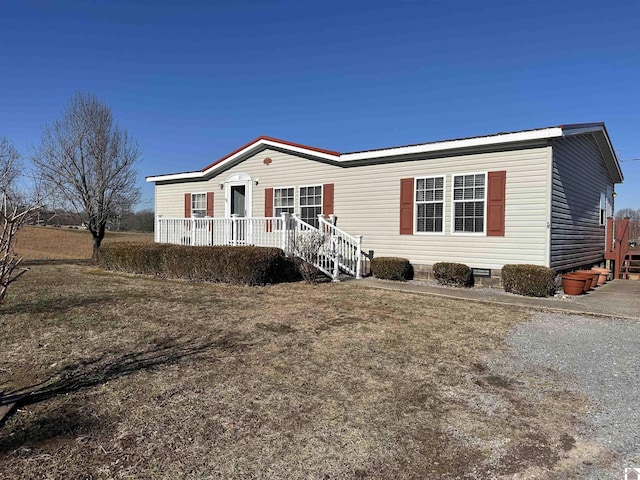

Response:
(146, 122), (623, 280)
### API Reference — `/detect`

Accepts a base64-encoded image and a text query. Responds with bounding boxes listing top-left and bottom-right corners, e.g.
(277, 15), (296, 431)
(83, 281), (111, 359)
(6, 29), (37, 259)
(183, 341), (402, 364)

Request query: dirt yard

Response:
(0, 261), (604, 479)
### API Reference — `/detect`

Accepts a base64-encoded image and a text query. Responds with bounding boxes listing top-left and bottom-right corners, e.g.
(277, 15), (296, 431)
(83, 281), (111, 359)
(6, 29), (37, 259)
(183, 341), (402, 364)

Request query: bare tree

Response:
(614, 208), (640, 221)
(0, 137), (21, 199)
(0, 138), (41, 305)
(33, 92), (141, 261)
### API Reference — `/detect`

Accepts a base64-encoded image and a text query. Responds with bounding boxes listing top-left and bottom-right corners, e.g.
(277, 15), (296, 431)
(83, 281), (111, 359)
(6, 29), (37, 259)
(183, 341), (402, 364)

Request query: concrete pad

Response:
(358, 277), (640, 320)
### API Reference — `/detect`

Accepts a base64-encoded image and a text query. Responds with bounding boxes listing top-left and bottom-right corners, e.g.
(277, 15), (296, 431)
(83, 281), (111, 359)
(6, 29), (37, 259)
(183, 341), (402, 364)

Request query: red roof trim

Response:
(200, 136), (340, 172)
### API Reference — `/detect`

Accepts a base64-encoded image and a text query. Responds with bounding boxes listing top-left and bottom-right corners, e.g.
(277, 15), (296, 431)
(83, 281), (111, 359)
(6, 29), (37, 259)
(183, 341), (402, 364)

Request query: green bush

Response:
(432, 262), (473, 287)
(370, 257), (413, 281)
(99, 243), (293, 285)
(501, 264), (556, 297)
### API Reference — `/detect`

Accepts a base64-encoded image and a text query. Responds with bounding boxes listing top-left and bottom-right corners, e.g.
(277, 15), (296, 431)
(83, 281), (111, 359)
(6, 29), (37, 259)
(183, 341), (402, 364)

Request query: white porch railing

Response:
(318, 214), (363, 279)
(155, 215), (288, 249)
(155, 213), (366, 280)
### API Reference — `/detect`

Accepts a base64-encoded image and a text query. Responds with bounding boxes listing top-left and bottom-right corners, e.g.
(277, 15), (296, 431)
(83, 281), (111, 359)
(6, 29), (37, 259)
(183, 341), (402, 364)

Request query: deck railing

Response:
(155, 213), (366, 280)
(605, 218), (640, 279)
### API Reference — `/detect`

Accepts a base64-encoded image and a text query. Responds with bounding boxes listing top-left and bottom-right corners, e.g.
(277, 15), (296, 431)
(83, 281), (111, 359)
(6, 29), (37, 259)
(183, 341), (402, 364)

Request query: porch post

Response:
(355, 235), (363, 279)
(155, 215), (162, 243)
(231, 214), (238, 246)
(281, 212), (290, 253)
(605, 217), (613, 253)
(332, 235), (340, 282)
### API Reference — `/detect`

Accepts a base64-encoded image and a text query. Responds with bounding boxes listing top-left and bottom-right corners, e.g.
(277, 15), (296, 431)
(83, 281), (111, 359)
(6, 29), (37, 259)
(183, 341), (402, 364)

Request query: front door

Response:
(224, 173), (253, 244)
(231, 185), (246, 217)
(230, 184), (246, 243)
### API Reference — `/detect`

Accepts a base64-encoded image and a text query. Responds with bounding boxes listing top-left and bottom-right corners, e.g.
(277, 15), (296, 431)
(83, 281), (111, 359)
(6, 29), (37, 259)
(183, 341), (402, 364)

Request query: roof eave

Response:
(146, 171), (204, 183)
(561, 123), (623, 183)
(338, 127), (564, 162)
(147, 136), (341, 183)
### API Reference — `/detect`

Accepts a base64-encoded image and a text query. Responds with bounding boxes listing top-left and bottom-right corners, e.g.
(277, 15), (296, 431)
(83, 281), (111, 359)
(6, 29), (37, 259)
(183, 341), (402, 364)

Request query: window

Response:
(453, 174), (485, 233)
(191, 193), (206, 218)
(600, 192), (607, 226)
(300, 185), (322, 227)
(415, 176), (444, 233)
(274, 187), (295, 217)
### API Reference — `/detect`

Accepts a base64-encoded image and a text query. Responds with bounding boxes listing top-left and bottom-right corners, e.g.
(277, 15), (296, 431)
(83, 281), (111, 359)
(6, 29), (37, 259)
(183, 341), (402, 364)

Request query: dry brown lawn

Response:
(15, 226), (153, 260)
(0, 261), (591, 479)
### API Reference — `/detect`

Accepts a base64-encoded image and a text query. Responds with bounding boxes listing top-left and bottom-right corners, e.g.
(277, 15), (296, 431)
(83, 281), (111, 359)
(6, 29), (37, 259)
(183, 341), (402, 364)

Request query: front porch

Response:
(155, 213), (367, 281)
(605, 218), (640, 279)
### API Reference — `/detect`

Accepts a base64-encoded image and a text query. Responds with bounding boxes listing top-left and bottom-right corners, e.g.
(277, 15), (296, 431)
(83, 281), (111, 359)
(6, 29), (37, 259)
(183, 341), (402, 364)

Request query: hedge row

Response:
(99, 243), (296, 285)
(370, 257), (414, 281)
(501, 264), (556, 297)
(432, 262), (473, 287)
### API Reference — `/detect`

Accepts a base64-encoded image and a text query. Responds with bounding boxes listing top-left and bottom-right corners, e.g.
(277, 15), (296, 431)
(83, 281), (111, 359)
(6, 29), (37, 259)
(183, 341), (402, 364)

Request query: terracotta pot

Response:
(575, 270), (598, 289)
(591, 268), (610, 285)
(568, 272), (593, 292)
(561, 274), (585, 295)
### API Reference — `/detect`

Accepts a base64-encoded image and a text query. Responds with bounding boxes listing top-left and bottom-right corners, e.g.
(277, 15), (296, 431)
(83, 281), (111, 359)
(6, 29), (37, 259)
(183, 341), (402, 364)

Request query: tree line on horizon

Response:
(28, 207), (154, 233)
(614, 208), (640, 221)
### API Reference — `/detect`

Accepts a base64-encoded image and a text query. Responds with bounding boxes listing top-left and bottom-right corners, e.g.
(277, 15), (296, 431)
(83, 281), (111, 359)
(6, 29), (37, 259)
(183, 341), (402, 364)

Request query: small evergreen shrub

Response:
(501, 264), (556, 297)
(371, 257), (413, 281)
(432, 262), (473, 287)
(99, 243), (292, 285)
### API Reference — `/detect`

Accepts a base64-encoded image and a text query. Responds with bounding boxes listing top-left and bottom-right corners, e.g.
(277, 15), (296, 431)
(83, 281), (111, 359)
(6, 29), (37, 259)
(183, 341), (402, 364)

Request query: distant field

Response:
(15, 226), (153, 260)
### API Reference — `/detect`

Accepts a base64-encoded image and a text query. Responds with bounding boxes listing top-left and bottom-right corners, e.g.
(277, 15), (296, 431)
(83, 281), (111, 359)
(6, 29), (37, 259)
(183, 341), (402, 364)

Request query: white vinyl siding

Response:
(191, 193), (206, 218)
(415, 176), (444, 233)
(300, 185), (322, 227)
(452, 173), (486, 234)
(154, 145), (552, 270)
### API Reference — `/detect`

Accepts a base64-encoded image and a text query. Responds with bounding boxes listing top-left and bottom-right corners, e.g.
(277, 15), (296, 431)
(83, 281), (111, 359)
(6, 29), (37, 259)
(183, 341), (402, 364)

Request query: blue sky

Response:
(1, 0), (638, 210)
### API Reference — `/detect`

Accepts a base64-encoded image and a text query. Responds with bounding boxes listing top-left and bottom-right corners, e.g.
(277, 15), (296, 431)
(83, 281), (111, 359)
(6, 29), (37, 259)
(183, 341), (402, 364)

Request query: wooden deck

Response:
(605, 218), (640, 279)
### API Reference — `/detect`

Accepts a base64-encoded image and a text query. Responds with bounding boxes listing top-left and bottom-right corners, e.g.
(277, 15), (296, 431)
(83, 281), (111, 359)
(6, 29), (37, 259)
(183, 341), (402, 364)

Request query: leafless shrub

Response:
(0, 138), (41, 305)
(292, 230), (329, 283)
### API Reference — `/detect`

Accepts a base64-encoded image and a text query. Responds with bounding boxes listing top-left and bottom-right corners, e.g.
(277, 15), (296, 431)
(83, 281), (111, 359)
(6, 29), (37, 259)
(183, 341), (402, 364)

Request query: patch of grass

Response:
(0, 265), (589, 478)
(15, 226), (153, 260)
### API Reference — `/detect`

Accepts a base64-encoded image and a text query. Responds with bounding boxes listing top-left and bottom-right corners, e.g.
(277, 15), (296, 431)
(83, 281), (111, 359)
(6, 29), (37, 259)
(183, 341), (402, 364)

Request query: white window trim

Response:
(191, 192), (207, 218)
(450, 172), (487, 236)
(273, 186), (297, 218)
(414, 175), (445, 235)
(599, 191), (607, 226)
(298, 184), (323, 224)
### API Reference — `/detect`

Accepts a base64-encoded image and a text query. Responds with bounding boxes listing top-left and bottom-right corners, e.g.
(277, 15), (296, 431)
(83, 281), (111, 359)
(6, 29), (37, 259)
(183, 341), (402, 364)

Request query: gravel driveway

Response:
(502, 311), (640, 479)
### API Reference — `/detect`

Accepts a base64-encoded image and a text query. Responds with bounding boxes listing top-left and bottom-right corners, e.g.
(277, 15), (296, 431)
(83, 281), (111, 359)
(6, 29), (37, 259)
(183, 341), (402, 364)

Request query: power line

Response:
(621, 158), (640, 162)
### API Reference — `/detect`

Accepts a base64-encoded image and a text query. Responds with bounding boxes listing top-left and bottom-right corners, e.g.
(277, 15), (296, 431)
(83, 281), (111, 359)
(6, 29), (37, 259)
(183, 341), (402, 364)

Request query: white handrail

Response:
(318, 214), (364, 279)
(287, 214), (334, 278)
